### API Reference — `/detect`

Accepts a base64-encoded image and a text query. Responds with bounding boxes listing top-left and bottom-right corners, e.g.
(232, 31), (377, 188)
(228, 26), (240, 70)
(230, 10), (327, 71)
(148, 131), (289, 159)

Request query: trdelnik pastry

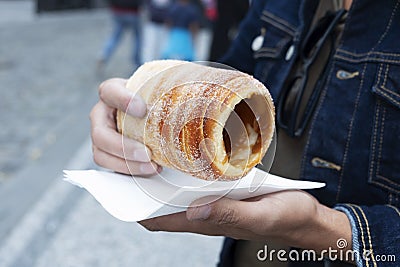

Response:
(117, 60), (275, 181)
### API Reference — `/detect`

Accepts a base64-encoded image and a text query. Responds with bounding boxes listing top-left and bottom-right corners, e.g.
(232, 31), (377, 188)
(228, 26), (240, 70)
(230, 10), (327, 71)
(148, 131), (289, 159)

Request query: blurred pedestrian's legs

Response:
(99, 11), (142, 72)
(101, 14), (125, 64)
(146, 22), (167, 61)
(130, 13), (142, 66)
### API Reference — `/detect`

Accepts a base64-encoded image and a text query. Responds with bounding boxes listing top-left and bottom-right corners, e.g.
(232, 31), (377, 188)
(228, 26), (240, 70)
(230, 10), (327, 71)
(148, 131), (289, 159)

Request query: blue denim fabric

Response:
(219, 0), (400, 266)
(101, 11), (142, 66)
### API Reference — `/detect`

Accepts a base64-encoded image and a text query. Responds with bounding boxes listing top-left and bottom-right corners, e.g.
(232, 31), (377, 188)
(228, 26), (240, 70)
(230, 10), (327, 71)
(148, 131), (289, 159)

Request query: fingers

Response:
(139, 197), (261, 240)
(139, 212), (222, 236)
(98, 78), (147, 118)
(90, 101), (152, 162)
(90, 101), (160, 176)
(186, 196), (258, 229)
(142, 197), (257, 231)
(92, 145), (159, 176)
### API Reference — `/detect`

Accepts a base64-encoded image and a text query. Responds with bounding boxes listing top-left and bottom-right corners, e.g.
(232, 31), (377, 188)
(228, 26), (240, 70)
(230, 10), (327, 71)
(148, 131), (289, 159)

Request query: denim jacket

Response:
(219, 0), (400, 266)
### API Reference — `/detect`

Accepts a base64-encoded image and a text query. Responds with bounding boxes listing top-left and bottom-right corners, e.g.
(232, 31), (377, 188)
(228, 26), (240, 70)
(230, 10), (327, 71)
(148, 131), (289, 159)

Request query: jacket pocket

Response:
(254, 10), (295, 60)
(369, 63), (400, 194)
(253, 10), (297, 98)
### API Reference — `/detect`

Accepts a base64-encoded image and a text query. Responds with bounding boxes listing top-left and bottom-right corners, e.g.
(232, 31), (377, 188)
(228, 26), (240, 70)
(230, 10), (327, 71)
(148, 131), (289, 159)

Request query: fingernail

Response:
(127, 95), (147, 118)
(133, 148), (151, 162)
(140, 163), (158, 174)
(187, 204), (212, 221)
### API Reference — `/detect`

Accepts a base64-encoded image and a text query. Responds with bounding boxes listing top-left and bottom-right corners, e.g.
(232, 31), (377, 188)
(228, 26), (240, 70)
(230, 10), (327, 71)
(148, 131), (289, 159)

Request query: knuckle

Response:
(98, 78), (117, 101)
(90, 126), (101, 144)
(92, 147), (103, 166)
(215, 207), (239, 226)
(89, 107), (95, 122)
(93, 153), (101, 166)
(89, 102), (100, 122)
(98, 80), (108, 98)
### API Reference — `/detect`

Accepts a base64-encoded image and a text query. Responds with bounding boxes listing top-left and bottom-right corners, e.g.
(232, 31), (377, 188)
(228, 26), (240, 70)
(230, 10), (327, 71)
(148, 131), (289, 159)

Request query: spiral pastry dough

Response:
(117, 60), (275, 180)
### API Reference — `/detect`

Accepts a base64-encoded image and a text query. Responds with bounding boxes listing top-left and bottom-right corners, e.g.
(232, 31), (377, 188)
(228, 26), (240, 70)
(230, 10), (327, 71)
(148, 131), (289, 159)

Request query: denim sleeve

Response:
(219, 0), (267, 74)
(335, 204), (400, 267)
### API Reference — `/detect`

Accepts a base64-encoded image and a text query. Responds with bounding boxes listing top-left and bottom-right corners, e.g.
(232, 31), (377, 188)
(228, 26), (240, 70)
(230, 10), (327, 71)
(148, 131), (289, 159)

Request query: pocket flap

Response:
(254, 11), (295, 59)
(372, 64), (400, 109)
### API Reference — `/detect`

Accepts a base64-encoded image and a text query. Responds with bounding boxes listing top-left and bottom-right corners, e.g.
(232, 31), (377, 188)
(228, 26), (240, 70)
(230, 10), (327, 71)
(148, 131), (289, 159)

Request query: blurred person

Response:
(208, 0), (249, 61)
(91, 0), (400, 266)
(98, 0), (144, 72)
(200, 0), (217, 26)
(145, 0), (172, 60)
(161, 0), (201, 61)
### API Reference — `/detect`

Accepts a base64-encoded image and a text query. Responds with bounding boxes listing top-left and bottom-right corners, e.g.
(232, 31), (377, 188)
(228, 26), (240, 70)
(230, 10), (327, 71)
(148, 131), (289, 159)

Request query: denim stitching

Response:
(374, 0), (400, 48)
(346, 204), (370, 267)
(377, 64), (383, 84)
(389, 193), (393, 204)
(336, 63), (367, 202)
(387, 204), (400, 216)
(262, 10), (296, 33)
(260, 15), (296, 36)
(375, 88), (400, 106)
(380, 85), (400, 98)
(334, 55), (400, 64)
(377, 175), (400, 187)
(369, 100), (380, 184)
(335, 205), (363, 267)
(337, 48), (400, 57)
(376, 107), (386, 176)
(383, 64), (390, 87)
(354, 205), (378, 266)
(370, 180), (400, 193)
(379, 65), (400, 98)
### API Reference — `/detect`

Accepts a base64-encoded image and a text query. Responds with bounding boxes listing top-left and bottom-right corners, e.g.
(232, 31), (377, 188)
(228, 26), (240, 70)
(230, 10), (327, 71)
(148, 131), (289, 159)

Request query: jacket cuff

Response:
(334, 204), (400, 267)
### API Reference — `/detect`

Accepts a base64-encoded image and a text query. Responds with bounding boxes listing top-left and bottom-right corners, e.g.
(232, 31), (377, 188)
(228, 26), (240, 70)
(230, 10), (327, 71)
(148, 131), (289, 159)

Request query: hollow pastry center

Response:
(222, 97), (262, 168)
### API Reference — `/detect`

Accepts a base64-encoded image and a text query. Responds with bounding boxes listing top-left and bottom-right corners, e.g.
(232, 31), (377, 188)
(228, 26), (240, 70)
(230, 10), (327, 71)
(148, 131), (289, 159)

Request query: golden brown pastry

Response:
(117, 60), (275, 181)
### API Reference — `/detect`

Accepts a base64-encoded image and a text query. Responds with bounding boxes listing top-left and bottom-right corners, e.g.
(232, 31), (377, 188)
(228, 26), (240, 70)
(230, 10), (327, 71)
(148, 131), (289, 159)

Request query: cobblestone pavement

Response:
(0, 2), (211, 182)
(0, 7), (104, 181)
(0, 3), (222, 267)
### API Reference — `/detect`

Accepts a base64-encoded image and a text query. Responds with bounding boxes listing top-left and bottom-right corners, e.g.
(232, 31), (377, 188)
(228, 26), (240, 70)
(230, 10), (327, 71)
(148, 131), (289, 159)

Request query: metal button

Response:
(252, 35), (264, 51)
(336, 70), (359, 80)
(311, 157), (341, 171)
(285, 45), (295, 61)
(252, 27), (266, 52)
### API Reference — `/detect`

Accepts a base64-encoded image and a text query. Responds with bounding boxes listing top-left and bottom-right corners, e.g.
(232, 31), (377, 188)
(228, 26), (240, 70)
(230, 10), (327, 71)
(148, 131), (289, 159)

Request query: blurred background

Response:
(0, 0), (250, 266)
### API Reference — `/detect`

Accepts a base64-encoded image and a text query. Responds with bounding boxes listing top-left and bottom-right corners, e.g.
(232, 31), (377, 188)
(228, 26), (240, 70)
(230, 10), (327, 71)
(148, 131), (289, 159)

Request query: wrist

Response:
(286, 203), (352, 254)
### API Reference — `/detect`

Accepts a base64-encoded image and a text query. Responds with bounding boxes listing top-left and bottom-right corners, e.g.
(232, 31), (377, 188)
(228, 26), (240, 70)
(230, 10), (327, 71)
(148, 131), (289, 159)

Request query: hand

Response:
(90, 78), (160, 175)
(140, 190), (352, 253)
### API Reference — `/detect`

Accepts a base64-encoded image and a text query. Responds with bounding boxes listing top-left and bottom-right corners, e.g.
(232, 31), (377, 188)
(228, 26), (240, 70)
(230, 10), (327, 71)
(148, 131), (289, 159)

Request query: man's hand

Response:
(140, 190), (352, 253)
(90, 78), (160, 175)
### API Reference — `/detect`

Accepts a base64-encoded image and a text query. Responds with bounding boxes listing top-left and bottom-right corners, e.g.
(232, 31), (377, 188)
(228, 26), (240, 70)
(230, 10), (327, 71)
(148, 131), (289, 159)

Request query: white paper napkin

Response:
(63, 168), (324, 222)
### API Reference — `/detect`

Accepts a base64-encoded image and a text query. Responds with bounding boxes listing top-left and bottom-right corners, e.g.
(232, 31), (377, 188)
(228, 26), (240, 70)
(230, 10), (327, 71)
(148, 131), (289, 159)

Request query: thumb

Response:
(99, 78), (147, 118)
(186, 196), (252, 227)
